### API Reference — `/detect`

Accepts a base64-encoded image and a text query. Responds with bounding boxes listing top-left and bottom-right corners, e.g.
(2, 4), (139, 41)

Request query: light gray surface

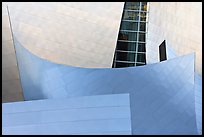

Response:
(146, 2), (202, 75)
(2, 94), (131, 135)
(13, 37), (198, 134)
(5, 2), (124, 68)
(2, 3), (24, 103)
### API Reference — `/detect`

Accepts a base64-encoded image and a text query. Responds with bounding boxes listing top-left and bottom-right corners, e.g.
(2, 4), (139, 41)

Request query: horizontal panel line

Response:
(116, 50), (146, 53)
(3, 117), (131, 128)
(3, 105), (130, 114)
(3, 130), (132, 135)
(122, 20), (147, 23)
(124, 9), (148, 12)
(114, 60), (135, 63)
(70, 130), (132, 135)
(118, 40), (146, 43)
(120, 30), (147, 33)
(115, 60), (145, 64)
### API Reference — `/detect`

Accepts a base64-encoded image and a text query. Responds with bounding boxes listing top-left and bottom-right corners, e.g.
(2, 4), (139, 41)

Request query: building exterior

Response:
(2, 2), (202, 135)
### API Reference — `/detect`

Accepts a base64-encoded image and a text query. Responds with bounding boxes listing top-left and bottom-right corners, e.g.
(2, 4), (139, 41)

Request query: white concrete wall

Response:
(146, 2), (202, 75)
(2, 3), (24, 102)
(6, 2), (124, 68)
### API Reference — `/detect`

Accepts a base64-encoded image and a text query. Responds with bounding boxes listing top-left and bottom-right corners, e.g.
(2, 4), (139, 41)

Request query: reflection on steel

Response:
(2, 94), (131, 135)
(195, 73), (202, 134)
(162, 40), (202, 134)
(9, 36), (201, 135)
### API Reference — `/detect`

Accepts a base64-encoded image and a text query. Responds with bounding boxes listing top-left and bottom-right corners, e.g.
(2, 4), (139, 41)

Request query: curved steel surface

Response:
(195, 73), (202, 134)
(14, 36), (199, 134)
(7, 2), (124, 68)
(146, 2), (202, 75)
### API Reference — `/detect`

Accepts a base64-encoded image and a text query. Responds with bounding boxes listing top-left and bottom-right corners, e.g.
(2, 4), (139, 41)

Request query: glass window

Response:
(138, 32), (145, 42)
(118, 31), (138, 41)
(136, 63), (145, 66)
(115, 62), (135, 68)
(140, 12), (147, 21)
(141, 2), (147, 11)
(123, 11), (140, 21)
(118, 32), (128, 40)
(139, 22), (146, 32)
(116, 51), (136, 62)
(112, 2), (148, 68)
(137, 43), (146, 52)
(116, 41), (137, 52)
(137, 53), (146, 62)
(120, 21), (138, 31)
(125, 2), (140, 10)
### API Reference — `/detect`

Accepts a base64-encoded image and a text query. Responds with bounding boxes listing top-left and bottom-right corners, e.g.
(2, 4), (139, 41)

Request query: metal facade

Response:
(8, 36), (199, 134)
(2, 2), (202, 135)
(3, 94), (131, 135)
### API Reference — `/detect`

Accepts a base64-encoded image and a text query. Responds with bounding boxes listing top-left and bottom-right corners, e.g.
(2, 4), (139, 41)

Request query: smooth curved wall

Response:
(14, 35), (198, 134)
(161, 40), (202, 134)
(146, 2), (202, 76)
(7, 2), (124, 68)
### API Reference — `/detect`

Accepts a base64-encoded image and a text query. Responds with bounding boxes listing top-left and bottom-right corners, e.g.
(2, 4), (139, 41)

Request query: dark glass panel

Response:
(115, 62), (135, 68)
(136, 63), (145, 66)
(137, 53), (146, 62)
(141, 2), (147, 11)
(137, 43), (146, 52)
(159, 40), (167, 62)
(116, 51), (136, 62)
(118, 31), (138, 41)
(139, 22), (146, 32)
(116, 41), (136, 51)
(123, 11), (140, 21)
(120, 21), (138, 31)
(118, 32), (128, 40)
(138, 32), (145, 42)
(125, 2), (140, 10)
(140, 12), (146, 21)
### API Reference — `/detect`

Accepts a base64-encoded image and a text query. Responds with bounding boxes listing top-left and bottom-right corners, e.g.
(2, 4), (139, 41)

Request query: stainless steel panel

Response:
(2, 94), (131, 135)
(12, 36), (199, 134)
